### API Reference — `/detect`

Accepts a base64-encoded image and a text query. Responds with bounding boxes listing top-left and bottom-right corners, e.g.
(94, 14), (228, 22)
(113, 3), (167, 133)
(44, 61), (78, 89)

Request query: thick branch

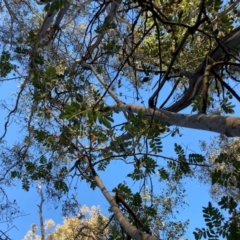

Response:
(112, 103), (240, 137)
(149, 0), (207, 108)
(72, 0), (122, 71)
(89, 64), (122, 104)
(93, 172), (159, 240)
(38, 11), (56, 38)
(82, 150), (158, 239)
(166, 26), (240, 112)
(52, 2), (70, 29)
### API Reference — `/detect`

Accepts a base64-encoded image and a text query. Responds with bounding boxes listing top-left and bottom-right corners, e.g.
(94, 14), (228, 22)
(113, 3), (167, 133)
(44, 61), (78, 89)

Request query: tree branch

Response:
(166, 26), (240, 112)
(93, 168), (160, 240)
(71, 0), (122, 71)
(148, 0), (207, 108)
(112, 103), (240, 137)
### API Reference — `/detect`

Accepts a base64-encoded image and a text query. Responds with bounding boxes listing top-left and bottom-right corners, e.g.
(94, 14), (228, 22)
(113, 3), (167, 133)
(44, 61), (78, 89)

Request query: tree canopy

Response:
(24, 205), (110, 240)
(1, 0), (240, 239)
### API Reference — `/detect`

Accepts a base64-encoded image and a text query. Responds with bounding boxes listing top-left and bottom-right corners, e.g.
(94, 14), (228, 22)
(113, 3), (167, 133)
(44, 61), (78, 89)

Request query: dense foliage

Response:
(1, 0), (240, 239)
(24, 205), (110, 240)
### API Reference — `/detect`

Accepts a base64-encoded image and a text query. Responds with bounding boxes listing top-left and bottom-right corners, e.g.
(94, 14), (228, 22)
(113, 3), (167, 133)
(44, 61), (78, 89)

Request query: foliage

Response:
(194, 137), (240, 240)
(24, 205), (109, 240)
(193, 198), (240, 240)
(48, 205), (110, 240)
(0, 0), (240, 239)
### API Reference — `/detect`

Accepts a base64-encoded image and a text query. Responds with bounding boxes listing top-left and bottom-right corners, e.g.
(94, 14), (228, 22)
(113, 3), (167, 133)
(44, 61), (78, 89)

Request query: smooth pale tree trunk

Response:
(112, 104), (240, 137)
(94, 173), (160, 240)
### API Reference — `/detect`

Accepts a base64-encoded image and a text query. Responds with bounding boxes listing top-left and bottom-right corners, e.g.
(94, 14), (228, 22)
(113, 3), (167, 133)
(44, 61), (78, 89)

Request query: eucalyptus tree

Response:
(1, 0), (240, 239)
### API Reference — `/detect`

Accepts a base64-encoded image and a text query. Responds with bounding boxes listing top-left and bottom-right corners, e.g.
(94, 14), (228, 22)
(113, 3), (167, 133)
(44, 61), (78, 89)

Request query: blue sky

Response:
(0, 77), (233, 240)
(0, 1), (239, 239)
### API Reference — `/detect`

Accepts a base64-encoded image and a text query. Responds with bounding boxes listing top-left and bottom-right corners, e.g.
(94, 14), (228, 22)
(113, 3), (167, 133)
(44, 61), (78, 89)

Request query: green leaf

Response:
(117, 183), (132, 199)
(59, 102), (81, 119)
(34, 54), (44, 65)
(11, 171), (21, 179)
(97, 160), (110, 171)
(45, 66), (57, 78)
(15, 47), (30, 54)
(98, 115), (111, 128)
(158, 168), (169, 180)
(43, 0), (68, 12)
(131, 193), (142, 207)
(220, 98), (235, 114)
(54, 180), (68, 193)
(149, 137), (162, 153)
(22, 178), (30, 191)
(25, 161), (37, 173)
(76, 94), (83, 103)
(0, 51), (13, 77)
(188, 154), (205, 163)
(39, 155), (47, 164)
(34, 130), (49, 142)
(142, 76), (151, 82)
(59, 167), (68, 177)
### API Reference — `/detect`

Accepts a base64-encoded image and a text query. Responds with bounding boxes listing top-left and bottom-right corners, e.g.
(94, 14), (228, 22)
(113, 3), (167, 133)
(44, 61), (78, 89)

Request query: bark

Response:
(37, 182), (45, 240)
(165, 26), (240, 113)
(113, 104), (240, 137)
(93, 173), (160, 240)
(71, 0), (122, 72)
